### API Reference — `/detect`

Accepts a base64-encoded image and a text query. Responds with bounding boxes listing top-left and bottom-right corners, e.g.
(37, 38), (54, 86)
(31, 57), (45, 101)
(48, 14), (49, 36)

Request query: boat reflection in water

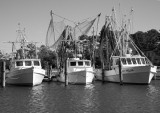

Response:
(1, 81), (160, 113)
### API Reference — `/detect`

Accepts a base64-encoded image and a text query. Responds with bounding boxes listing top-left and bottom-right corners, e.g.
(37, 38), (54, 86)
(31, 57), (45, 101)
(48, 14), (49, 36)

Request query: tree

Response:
(26, 43), (36, 58)
(131, 29), (160, 52)
(0, 50), (3, 59)
(38, 45), (57, 69)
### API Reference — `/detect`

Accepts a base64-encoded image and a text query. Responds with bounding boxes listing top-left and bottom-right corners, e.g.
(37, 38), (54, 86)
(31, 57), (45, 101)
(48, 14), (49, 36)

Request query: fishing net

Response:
(46, 19), (66, 49)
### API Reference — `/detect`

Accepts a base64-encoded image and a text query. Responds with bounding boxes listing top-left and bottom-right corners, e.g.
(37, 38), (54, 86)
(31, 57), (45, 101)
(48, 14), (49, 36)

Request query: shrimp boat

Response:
(45, 11), (101, 84)
(6, 24), (45, 86)
(6, 59), (45, 86)
(96, 55), (157, 84)
(57, 58), (94, 84)
(95, 9), (157, 84)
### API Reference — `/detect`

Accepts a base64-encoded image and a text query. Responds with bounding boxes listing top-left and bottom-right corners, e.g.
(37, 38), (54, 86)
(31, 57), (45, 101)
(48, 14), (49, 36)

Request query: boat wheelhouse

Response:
(67, 58), (92, 72)
(12, 59), (42, 69)
(111, 56), (150, 67)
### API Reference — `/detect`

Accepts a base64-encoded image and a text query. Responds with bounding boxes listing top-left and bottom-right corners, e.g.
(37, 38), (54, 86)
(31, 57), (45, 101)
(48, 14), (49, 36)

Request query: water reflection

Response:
(147, 84), (159, 101)
(28, 84), (46, 113)
(85, 84), (95, 89)
(55, 83), (100, 113)
(1, 81), (160, 113)
(80, 84), (99, 113)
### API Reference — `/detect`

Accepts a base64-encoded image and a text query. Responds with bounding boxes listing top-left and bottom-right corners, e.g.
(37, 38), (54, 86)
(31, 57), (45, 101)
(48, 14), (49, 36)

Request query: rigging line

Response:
(95, 13), (101, 37)
(51, 10), (56, 42)
(74, 13), (100, 40)
(51, 11), (77, 25)
(77, 13), (99, 23)
(109, 27), (126, 59)
(91, 13), (101, 59)
(51, 28), (68, 50)
(74, 18), (95, 38)
(130, 39), (141, 55)
(92, 13), (101, 53)
(74, 13), (100, 35)
(130, 39), (153, 65)
(46, 17), (53, 46)
(130, 7), (134, 34)
(109, 16), (119, 52)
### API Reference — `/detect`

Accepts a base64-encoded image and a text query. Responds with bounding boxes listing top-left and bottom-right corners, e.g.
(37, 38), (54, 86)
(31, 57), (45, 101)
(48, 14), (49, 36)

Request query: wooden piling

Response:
(119, 58), (123, 85)
(153, 73), (157, 80)
(65, 58), (68, 86)
(102, 68), (105, 83)
(48, 65), (52, 81)
(1, 60), (6, 87)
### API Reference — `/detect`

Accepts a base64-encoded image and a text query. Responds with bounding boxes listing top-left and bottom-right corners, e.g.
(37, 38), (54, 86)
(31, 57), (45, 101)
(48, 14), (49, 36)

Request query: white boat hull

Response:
(57, 70), (94, 84)
(6, 67), (45, 86)
(96, 66), (157, 84)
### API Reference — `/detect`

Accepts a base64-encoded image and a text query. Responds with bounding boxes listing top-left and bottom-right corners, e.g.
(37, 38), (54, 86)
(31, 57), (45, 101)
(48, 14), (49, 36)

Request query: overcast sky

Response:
(0, 0), (160, 53)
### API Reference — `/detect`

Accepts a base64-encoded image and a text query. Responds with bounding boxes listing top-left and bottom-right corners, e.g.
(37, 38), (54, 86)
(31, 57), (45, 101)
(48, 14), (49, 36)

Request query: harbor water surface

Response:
(1, 80), (160, 113)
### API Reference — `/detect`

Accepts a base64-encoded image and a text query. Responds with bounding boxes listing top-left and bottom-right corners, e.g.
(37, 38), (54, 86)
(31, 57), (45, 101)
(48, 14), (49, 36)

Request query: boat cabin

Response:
(111, 56), (150, 67)
(67, 58), (92, 72)
(11, 59), (42, 69)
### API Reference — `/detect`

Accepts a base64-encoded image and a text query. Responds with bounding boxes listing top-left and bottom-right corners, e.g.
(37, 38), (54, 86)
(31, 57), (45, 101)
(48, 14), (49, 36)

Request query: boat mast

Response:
(105, 16), (110, 70)
(50, 10), (59, 68)
(16, 23), (27, 59)
(92, 27), (95, 67)
(93, 13), (101, 68)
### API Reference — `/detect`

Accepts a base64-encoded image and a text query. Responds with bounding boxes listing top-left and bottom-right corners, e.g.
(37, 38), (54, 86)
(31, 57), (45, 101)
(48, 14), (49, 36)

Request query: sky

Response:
(0, 0), (160, 53)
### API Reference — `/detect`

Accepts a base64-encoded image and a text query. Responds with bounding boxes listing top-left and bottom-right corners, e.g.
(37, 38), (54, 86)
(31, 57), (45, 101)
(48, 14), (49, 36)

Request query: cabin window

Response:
(78, 61), (83, 66)
(34, 61), (40, 66)
(121, 58), (127, 65)
(145, 58), (149, 64)
(141, 58), (145, 64)
(136, 58), (141, 64)
(126, 58), (132, 64)
(85, 61), (90, 66)
(70, 62), (76, 66)
(16, 61), (23, 66)
(25, 61), (32, 66)
(131, 58), (137, 64)
(115, 59), (119, 65)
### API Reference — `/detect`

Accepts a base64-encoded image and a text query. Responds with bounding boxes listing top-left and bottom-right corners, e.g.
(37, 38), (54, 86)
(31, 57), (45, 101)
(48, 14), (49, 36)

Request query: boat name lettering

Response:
(122, 68), (134, 72)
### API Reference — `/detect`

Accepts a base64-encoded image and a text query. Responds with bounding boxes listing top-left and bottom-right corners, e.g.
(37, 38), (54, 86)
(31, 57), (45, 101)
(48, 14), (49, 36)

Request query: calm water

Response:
(1, 80), (160, 113)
